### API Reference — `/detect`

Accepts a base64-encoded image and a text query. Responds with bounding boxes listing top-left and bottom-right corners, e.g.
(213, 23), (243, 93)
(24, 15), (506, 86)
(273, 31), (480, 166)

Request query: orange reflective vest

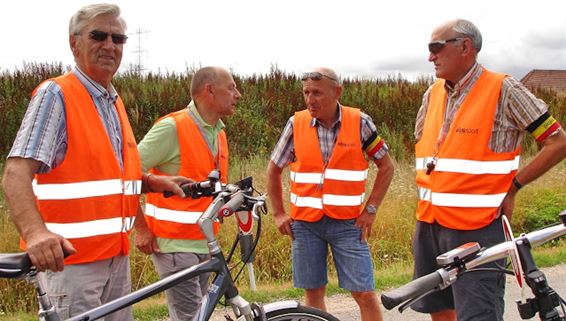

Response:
(290, 106), (368, 222)
(31, 72), (142, 265)
(144, 110), (228, 239)
(415, 69), (520, 230)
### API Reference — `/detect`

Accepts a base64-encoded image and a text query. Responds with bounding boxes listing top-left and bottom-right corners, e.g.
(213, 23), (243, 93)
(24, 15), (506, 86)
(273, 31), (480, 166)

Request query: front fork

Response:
(515, 238), (565, 321)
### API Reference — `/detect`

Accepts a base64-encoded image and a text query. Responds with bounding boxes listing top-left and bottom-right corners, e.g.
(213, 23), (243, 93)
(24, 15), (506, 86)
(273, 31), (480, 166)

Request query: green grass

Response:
(3, 241), (565, 321)
(1, 158), (565, 319)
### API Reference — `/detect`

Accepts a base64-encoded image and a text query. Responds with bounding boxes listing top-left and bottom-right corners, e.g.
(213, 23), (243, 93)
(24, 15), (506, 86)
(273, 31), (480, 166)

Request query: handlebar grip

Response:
(218, 192), (244, 218)
(163, 182), (197, 198)
(381, 270), (443, 310)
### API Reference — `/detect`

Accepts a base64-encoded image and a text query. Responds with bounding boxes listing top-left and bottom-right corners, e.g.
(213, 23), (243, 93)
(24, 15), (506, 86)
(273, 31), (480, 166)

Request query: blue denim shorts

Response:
(291, 215), (375, 292)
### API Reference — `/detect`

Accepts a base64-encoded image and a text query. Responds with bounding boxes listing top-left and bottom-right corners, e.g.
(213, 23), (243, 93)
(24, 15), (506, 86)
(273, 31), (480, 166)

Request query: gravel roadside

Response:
(207, 264), (566, 321)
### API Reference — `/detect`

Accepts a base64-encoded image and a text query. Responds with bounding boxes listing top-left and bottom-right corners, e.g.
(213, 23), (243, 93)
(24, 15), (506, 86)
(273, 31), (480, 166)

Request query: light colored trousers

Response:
(152, 252), (210, 321)
(38, 255), (132, 321)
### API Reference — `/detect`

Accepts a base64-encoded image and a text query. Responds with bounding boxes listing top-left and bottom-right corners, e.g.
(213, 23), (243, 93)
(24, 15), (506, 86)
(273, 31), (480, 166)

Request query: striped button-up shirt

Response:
(271, 104), (389, 168)
(414, 63), (552, 152)
(8, 67), (124, 172)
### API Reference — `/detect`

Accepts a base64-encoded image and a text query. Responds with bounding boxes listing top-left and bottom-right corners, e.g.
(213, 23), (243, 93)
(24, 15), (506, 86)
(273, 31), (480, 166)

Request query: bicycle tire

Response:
(257, 306), (340, 321)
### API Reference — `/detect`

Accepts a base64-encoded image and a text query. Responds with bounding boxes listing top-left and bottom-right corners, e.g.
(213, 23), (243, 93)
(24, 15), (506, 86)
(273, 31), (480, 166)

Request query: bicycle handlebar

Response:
(381, 270), (444, 310)
(163, 180), (214, 198)
(218, 191), (245, 218)
(381, 211), (566, 311)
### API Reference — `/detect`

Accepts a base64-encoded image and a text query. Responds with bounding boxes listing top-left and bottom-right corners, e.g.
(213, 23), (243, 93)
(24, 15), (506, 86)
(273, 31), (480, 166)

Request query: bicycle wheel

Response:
(260, 306), (340, 321)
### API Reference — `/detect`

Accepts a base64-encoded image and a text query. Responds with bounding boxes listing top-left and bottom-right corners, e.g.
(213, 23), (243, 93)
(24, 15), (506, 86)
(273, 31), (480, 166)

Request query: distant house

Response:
(520, 70), (566, 94)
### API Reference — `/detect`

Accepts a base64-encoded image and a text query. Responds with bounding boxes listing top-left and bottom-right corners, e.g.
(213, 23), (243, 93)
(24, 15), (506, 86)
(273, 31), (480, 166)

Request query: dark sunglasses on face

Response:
(88, 30), (128, 44)
(428, 37), (464, 54)
(301, 71), (338, 83)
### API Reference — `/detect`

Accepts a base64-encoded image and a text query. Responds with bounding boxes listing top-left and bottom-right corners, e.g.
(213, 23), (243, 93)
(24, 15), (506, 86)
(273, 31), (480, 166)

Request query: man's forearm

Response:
(2, 159), (48, 240)
(367, 155), (394, 207)
(516, 130), (566, 186)
(266, 162), (286, 216)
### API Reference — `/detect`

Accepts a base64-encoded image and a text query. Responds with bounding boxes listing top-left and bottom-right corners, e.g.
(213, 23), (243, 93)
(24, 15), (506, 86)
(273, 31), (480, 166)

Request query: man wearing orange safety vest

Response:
(1, 4), (186, 320)
(267, 67), (394, 321)
(411, 19), (566, 321)
(136, 66), (241, 321)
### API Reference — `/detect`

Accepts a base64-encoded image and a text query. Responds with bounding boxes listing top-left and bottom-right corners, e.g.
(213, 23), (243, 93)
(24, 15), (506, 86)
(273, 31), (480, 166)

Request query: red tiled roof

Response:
(520, 70), (566, 92)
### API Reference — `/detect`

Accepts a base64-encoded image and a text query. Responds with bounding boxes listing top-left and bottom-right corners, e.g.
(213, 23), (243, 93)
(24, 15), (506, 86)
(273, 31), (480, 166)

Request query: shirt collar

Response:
(188, 100), (225, 131)
(444, 63), (482, 96)
(72, 66), (118, 102)
(310, 103), (342, 128)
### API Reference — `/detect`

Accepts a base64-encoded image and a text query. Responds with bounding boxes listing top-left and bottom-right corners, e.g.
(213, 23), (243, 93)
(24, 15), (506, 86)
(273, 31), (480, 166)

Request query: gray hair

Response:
(69, 3), (127, 35)
(452, 19), (482, 52)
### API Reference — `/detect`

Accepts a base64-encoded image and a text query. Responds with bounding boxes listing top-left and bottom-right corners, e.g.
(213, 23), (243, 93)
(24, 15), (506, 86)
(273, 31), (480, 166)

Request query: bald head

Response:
(305, 67), (341, 85)
(188, 66), (241, 124)
(190, 66), (226, 98)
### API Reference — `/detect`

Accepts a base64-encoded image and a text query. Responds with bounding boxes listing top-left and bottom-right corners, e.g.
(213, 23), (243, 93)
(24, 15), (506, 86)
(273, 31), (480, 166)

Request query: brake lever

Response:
(397, 287), (440, 313)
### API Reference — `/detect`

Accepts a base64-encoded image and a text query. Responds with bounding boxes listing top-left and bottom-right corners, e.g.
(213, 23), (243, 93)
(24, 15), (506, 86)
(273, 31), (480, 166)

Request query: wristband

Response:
(144, 174), (155, 193)
(512, 177), (523, 191)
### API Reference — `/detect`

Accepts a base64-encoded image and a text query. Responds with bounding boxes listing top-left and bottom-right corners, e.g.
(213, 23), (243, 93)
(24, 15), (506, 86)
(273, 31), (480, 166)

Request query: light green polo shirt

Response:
(138, 100), (225, 254)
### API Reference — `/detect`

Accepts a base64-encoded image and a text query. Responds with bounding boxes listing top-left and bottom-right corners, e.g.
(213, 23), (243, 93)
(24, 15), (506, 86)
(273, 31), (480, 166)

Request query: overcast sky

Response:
(1, 0), (565, 81)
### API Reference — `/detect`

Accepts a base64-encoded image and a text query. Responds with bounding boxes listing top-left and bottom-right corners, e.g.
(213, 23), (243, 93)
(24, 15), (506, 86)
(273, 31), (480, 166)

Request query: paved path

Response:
(327, 264), (566, 321)
(210, 264), (566, 320)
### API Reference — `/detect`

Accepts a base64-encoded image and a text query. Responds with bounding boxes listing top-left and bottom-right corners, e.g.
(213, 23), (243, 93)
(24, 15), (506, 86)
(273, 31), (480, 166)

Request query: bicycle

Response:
(0, 170), (339, 321)
(381, 210), (566, 321)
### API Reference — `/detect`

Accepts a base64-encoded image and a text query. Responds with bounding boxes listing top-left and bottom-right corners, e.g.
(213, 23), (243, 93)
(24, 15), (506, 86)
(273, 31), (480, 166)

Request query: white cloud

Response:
(1, 0), (565, 81)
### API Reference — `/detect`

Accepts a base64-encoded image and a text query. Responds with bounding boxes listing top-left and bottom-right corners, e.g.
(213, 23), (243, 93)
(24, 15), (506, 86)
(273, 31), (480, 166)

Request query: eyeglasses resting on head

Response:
(76, 30), (128, 45)
(301, 71), (338, 83)
(428, 37), (464, 54)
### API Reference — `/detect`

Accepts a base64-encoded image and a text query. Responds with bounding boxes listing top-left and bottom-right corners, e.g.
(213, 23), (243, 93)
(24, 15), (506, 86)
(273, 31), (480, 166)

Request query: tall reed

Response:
(1, 63), (565, 314)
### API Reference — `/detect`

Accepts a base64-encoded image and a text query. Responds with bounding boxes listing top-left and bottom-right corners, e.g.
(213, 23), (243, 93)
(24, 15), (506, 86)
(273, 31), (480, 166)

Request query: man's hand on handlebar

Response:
(25, 228), (76, 272)
(144, 174), (192, 198)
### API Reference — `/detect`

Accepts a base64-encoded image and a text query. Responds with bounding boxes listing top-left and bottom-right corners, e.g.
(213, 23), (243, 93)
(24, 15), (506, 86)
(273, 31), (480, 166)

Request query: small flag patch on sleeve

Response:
(365, 135), (385, 157)
(527, 112), (561, 142)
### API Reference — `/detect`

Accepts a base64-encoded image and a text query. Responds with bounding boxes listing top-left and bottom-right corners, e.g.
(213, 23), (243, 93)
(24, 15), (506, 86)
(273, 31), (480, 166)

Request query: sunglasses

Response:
(428, 37), (464, 54)
(301, 71), (338, 83)
(87, 30), (128, 45)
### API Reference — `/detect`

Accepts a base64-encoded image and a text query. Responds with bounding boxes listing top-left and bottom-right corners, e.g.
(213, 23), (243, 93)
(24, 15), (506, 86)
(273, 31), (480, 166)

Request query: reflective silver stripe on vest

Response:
(290, 169), (368, 184)
(415, 157), (436, 171)
(144, 204), (203, 224)
(33, 179), (142, 200)
(324, 169), (368, 181)
(45, 216), (135, 239)
(323, 193), (365, 206)
(290, 171), (323, 184)
(418, 187), (506, 208)
(123, 180), (142, 195)
(415, 156), (520, 174)
(290, 193), (365, 208)
(290, 193), (323, 209)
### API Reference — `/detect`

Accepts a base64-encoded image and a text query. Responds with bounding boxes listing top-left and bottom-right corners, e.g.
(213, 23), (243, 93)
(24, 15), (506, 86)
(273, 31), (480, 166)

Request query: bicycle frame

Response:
(67, 253), (234, 321)
(381, 210), (566, 321)
(0, 175), (278, 321)
(70, 177), (265, 321)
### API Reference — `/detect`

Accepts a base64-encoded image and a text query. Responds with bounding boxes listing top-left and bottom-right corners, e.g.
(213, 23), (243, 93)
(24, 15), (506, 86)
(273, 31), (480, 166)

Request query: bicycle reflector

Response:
(502, 215), (525, 291)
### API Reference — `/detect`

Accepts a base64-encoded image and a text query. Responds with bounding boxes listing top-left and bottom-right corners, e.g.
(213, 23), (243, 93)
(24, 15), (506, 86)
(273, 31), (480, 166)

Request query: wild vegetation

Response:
(0, 63), (565, 317)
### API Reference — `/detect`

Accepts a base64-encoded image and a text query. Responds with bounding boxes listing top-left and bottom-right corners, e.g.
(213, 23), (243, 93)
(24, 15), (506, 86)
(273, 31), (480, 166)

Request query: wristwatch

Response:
(366, 204), (377, 215)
